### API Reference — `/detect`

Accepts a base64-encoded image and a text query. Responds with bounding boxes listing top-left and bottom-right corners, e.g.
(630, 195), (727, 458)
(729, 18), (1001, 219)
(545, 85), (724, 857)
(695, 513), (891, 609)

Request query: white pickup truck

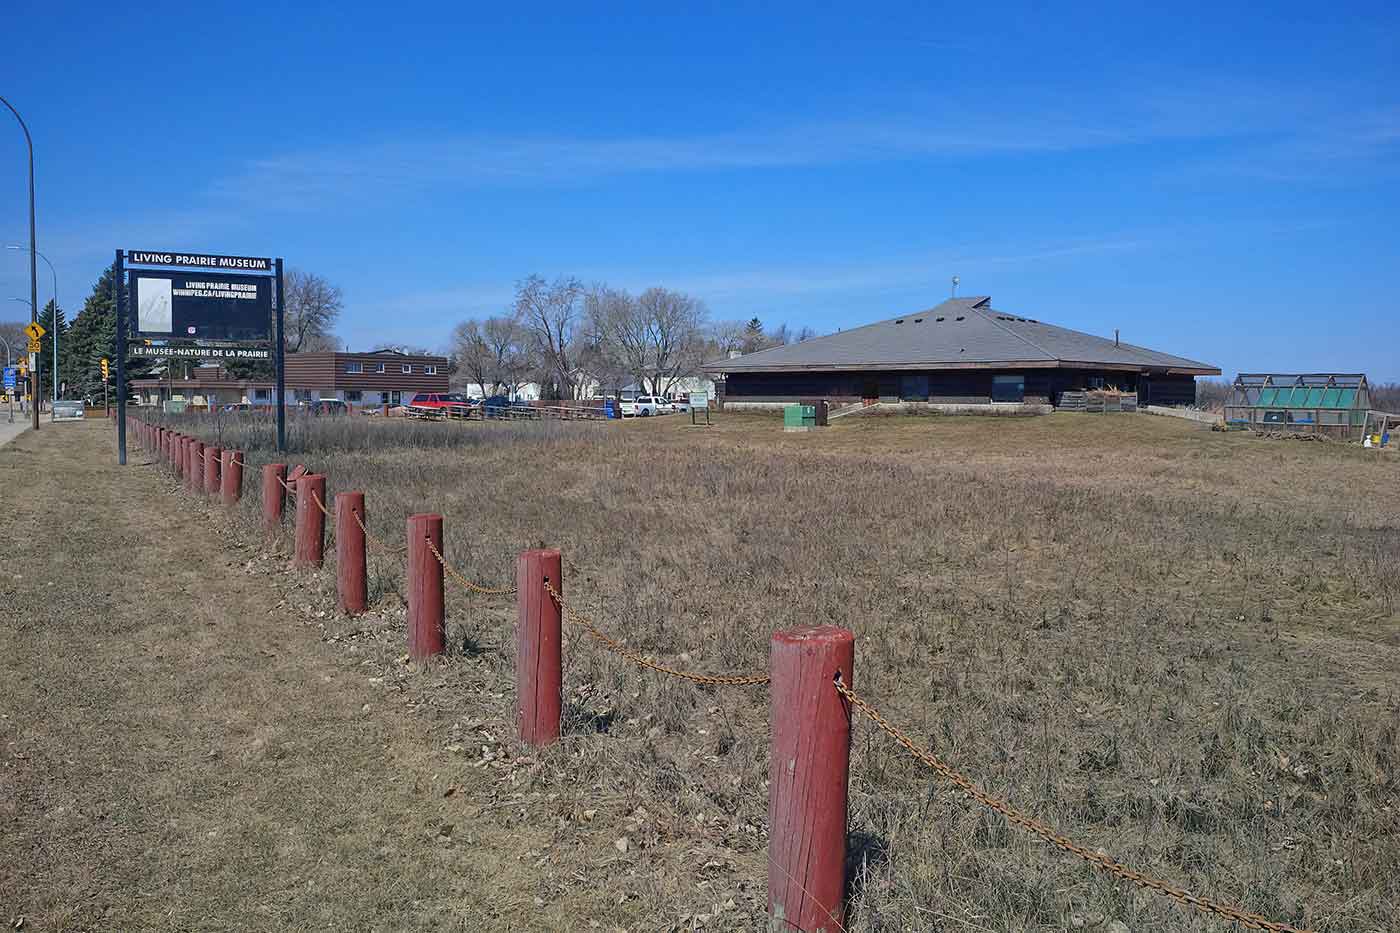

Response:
(622, 395), (673, 417)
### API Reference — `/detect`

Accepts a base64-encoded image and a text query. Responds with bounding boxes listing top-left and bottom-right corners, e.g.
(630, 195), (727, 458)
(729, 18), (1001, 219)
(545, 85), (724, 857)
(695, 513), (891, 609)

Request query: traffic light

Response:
(101, 358), (110, 379)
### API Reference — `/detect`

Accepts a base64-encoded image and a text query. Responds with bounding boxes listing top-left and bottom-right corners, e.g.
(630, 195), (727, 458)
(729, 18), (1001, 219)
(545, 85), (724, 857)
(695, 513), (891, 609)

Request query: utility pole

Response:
(1, 96), (40, 430)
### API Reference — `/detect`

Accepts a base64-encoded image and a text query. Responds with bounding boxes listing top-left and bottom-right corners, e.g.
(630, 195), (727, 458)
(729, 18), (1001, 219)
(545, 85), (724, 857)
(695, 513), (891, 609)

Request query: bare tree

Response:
(709, 320), (747, 356)
(516, 275), (585, 398)
(635, 287), (707, 396)
(283, 269), (344, 353)
(586, 285), (708, 396)
(0, 320), (26, 364)
(451, 313), (530, 397)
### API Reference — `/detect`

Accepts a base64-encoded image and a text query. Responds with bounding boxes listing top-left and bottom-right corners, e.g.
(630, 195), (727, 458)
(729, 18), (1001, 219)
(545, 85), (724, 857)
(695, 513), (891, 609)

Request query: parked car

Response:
(669, 397), (691, 413)
(631, 395), (673, 417)
(297, 398), (348, 415)
(407, 392), (474, 418)
(221, 402), (252, 412)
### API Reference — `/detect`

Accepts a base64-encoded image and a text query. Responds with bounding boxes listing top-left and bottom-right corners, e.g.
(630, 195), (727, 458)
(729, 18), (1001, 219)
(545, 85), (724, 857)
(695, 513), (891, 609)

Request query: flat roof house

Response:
(706, 296), (1219, 408)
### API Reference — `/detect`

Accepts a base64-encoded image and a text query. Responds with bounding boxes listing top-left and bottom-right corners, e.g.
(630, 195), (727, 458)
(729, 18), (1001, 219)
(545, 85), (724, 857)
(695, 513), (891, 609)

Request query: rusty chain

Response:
(544, 580), (769, 687)
(350, 508), (409, 557)
(424, 539), (517, 596)
(834, 677), (1315, 933)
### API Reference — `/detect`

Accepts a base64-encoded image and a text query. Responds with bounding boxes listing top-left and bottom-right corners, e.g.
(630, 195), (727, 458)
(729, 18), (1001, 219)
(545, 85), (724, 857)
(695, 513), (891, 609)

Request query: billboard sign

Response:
(129, 270), (273, 342)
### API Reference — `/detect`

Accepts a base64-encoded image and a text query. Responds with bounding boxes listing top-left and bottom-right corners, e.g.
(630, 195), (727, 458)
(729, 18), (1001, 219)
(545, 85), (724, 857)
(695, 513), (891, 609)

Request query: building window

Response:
(992, 374), (1025, 403)
(346, 390), (362, 403)
(424, 365), (437, 375)
(402, 364), (412, 374)
(375, 362), (386, 374)
(346, 362), (363, 374)
(253, 389), (269, 401)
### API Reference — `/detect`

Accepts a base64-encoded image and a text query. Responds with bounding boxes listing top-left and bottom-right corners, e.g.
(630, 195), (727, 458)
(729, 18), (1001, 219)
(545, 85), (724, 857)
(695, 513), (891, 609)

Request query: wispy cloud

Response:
(206, 78), (1400, 211)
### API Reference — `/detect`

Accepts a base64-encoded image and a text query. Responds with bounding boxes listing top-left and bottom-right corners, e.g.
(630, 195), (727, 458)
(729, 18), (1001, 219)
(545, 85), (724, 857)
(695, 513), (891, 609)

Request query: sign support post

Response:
(275, 257), (286, 453)
(115, 249), (127, 465)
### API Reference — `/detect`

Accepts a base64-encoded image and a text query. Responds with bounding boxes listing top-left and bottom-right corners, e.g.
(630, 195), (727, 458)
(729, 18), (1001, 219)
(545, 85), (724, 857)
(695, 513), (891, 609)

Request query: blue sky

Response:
(2, 1), (1397, 379)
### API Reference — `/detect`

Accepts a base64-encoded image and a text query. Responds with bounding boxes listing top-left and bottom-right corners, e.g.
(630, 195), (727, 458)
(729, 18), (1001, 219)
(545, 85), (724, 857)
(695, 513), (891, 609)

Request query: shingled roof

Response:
(706, 297), (1219, 375)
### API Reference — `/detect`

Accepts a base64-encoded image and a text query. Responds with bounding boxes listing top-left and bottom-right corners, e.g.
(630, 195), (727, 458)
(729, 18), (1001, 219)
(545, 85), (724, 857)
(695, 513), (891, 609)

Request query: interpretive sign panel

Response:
(130, 271), (273, 341)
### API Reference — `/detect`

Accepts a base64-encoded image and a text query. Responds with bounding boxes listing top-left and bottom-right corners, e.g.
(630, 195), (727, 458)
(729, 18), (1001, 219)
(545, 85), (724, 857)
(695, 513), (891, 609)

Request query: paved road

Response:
(0, 417), (29, 447)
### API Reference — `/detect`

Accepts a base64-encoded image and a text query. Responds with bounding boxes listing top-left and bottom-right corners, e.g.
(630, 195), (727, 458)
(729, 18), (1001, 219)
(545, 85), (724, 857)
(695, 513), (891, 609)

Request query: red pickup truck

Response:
(407, 393), (474, 418)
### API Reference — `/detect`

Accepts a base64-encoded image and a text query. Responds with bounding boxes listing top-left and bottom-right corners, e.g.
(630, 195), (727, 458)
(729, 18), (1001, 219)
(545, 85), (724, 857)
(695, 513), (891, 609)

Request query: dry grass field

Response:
(8, 410), (1400, 931)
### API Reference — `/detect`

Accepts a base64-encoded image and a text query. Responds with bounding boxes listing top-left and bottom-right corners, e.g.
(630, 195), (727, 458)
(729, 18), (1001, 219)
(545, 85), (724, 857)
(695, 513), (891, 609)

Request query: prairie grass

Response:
(154, 409), (1400, 931)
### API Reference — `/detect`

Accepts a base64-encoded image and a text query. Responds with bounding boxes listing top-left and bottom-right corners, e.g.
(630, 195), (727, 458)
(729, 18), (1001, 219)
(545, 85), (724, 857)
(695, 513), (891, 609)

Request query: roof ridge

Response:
(971, 306), (1057, 360)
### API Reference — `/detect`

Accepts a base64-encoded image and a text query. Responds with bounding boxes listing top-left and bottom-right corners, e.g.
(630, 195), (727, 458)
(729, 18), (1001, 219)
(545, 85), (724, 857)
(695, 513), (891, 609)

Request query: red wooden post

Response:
(204, 445), (222, 496)
(293, 474), (326, 567)
(516, 549), (563, 746)
(262, 463), (287, 532)
(181, 436), (192, 479)
(335, 492), (368, 614)
(171, 434), (181, 474)
(187, 440), (204, 493)
(405, 513), (444, 659)
(220, 449), (243, 505)
(768, 626), (855, 933)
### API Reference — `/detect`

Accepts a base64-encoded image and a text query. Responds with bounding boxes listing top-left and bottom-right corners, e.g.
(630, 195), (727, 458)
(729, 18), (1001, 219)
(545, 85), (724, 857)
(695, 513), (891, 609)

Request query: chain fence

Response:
(544, 580), (769, 687)
(425, 539), (517, 596)
(145, 423), (1322, 933)
(834, 676), (1316, 933)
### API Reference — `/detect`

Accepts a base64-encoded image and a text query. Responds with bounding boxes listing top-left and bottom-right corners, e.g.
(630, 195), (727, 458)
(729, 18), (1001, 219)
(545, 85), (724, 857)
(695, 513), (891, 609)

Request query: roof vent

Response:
(955, 316), (965, 321)
(895, 318), (905, 324)
(935, 316), (945, 322)
(914, 317), (924, 323)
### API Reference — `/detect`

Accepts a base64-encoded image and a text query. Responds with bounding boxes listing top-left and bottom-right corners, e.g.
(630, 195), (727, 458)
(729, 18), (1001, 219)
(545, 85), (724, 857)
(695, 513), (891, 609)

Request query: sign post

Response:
(689, 391), (711, 427)
(115, 248), (284, 464)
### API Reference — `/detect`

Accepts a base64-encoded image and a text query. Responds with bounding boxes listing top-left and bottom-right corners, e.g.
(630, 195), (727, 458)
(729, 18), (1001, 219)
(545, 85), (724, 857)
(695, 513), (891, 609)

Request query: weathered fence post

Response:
(220, 449), (243, 505)
(203, 446), (222, 497)
(293, 474), (326, 567)
(516, 548), (563, 746)
(173, 434), (184, 475)
(767, 626), (855, 933)
(262, 463), (287, 532)
(183, 437), (194, 480)
(405, 513), (444, 659)
(335, 492), (368, 614)
(187, 440), (204, 494)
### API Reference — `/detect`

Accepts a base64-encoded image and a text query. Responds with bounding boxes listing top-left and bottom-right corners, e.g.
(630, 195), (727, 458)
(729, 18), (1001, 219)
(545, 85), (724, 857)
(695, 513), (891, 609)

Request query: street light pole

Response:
(0, 332), (11, 422)
(6, 245), (58, 403)
(0, 94), (40, 430)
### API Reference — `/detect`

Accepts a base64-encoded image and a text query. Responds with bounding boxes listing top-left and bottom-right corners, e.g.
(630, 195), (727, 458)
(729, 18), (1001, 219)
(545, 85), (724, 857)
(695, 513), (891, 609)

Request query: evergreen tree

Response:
(742, 317), (765, 354)
(65, 264), (157, 402)
(35, 299), (67, 399)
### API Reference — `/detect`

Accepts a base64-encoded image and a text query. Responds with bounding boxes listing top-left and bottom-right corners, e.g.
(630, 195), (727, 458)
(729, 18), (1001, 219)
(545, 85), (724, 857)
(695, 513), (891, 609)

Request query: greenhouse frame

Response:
(1224, 374), (1372, 439)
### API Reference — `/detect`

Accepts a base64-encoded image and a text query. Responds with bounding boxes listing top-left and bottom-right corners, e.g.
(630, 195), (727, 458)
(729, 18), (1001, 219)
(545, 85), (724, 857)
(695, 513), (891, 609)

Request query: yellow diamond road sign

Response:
(23, 321), (46, 341)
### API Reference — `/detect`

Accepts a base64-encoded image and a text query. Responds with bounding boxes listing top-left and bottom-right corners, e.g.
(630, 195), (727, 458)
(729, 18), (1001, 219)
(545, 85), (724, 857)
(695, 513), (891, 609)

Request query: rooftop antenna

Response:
(950, 274), (960, 298)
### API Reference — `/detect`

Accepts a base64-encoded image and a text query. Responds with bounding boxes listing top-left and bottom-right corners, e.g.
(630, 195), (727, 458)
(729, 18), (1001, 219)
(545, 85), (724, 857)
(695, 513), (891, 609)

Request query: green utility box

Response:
(784, 404), (817, 432)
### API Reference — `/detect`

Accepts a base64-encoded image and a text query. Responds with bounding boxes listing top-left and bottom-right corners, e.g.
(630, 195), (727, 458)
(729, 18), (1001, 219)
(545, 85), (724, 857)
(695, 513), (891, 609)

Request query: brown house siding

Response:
(285, 352), (450, 393)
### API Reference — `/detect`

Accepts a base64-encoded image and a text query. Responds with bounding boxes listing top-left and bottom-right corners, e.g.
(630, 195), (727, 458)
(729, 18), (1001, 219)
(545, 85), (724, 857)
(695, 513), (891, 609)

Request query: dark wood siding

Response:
(722, 367), (1191, 407)
(284, 352), (450, 393)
